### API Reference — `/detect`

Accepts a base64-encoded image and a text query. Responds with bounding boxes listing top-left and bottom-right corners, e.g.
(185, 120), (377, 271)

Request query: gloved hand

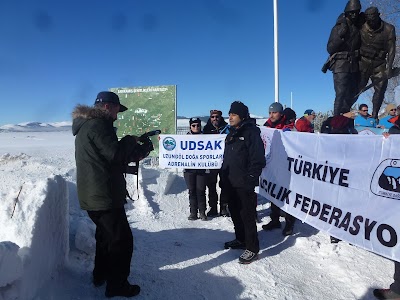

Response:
(138, 137), (153, 159)
(245, 175), (259, 191)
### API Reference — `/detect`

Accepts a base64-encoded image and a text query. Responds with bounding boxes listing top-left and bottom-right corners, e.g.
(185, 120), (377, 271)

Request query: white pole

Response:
(273, 0), (279, 103)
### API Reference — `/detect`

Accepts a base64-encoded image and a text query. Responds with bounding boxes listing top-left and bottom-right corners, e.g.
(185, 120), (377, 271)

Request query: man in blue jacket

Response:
(355, 104), (377, 127)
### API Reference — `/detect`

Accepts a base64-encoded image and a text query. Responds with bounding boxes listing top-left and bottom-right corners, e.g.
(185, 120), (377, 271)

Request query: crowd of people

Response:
(72, 89), (400, 298)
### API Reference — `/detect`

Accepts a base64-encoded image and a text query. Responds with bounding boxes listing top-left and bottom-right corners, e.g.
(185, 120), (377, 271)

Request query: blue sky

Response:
(0, 0), (372, 125)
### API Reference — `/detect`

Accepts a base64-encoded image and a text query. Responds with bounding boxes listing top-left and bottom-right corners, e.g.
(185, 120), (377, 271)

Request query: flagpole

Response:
(273, 0), (279, 103)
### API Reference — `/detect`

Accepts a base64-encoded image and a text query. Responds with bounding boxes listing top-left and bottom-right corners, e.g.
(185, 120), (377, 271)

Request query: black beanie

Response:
(228, 101), (249, 120)
(189, 117), (201, 125)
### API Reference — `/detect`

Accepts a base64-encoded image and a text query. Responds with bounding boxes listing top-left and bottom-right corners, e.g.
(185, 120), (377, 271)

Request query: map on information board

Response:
(111, 85), (176, 156)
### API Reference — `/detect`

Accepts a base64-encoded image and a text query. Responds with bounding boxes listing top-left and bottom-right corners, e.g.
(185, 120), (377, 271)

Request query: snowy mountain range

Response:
(0, 114), (268, 133)
(0, 122), (73, 132)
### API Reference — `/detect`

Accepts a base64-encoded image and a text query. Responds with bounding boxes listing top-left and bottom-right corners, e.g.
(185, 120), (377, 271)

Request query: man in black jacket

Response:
(72, 91), (152, 298)
(203, 109), (230, 217)
(326, 0), (362, 116)
(221, 101), (266, 264)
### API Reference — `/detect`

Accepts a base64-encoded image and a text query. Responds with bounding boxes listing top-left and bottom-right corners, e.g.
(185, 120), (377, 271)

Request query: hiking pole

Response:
(11, 184), (24, 219)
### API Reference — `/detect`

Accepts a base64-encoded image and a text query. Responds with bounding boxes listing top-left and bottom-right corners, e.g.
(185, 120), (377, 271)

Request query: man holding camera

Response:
(72, 91), (153, 298)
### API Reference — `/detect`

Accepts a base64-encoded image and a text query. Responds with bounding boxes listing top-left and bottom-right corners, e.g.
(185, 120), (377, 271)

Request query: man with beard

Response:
(326, 0), (362, 116)
(262, 102), (296, 236)
(359, 6), (396, 121)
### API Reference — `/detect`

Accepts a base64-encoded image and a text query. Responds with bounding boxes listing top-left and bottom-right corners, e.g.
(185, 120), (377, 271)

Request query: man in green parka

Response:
(72, 91), (152, 298)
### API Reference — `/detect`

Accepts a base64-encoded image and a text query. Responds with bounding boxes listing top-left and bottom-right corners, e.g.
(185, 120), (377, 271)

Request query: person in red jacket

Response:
(262, 102), (297, 236)
(263, 102), (294, 131)
(295, 109), (316, 133)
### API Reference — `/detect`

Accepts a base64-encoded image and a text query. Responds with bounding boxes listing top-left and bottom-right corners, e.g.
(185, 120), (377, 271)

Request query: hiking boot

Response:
(330, 236), (341, 244)
(238, 250), (258, 264)
(207, 207), (219, 217)
(105, 281), (140, 298)
(93, 276), (106, 287)
(199, 212), (207, 221)
(282, 224), (294, 236)
(188, 213), (198, 220)
(224, 239), (246, 250)
(373, 288), (400, 299)
(220, 205), (230, 217)
(262, 221), (281, 231)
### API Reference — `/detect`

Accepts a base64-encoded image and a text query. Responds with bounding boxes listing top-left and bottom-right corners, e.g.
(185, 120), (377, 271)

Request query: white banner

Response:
(259, 127), (400, 262)
(159, 134), (226, 169)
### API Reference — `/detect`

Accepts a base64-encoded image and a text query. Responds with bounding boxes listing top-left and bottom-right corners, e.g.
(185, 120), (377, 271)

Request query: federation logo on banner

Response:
(371, 159), (400, 200)
(162, 137), (176, 151)
(260, 131), (273, 163)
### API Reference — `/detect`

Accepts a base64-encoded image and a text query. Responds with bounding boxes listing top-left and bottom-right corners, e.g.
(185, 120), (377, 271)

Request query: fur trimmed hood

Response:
(72, 105), (114, 136)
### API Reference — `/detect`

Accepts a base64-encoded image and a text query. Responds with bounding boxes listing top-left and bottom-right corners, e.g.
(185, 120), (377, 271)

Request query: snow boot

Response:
(282, 223), (294, 236)
(199, 211), (207, 221)
(373, 288), (400, 299)
(188, 213), (198, 220)
(238, 250), (258, 264)
(93, 276), (106, 287)
(224, 239), (246, 250)
(105, 281), (140, 298)
(262, 220), (281, 231)
(220, 204), (230, 217)
(330, 236), (341, 244)
(207, 207), (218, 217)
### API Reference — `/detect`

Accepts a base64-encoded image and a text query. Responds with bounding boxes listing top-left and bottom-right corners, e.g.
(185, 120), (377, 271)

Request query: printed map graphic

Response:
(111, 85), (176, 156)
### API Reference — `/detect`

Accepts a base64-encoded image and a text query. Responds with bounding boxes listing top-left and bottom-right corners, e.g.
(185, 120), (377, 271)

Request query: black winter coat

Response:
(72, 105), (146, 211)
(221, 119), (266, 190)
(203, 118), (229, 134)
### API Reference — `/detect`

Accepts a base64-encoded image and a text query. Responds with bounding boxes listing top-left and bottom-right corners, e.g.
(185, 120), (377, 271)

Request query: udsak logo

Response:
(370, 159), (400, 200)
(162, 137), (176, 151)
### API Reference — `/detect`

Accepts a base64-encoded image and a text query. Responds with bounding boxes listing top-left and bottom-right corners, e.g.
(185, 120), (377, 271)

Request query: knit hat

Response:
(189, 117), (201, 126)
(304, 109), (315, 116)
(210, 109), (222, 117)
(229, 101), (249, 120)
(385, 104), (396, 113)
(268, 102), (283, 113)
(94, 91), (128, 112)
(283, 108), (296, 121)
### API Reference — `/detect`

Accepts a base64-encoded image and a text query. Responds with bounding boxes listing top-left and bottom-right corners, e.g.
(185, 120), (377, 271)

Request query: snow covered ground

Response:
(0, 130), (394, 300)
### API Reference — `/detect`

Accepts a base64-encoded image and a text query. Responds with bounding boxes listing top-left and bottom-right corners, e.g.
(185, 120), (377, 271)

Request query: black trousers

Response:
(270, 203), (296, 227)
(206, 172), (219, 209)
(184, 172), (207, 213)
(87, 208), (133, 286)
(226, 187), (259, 253)
(391, 261), (400, 294)
(333, 72), (360, 115)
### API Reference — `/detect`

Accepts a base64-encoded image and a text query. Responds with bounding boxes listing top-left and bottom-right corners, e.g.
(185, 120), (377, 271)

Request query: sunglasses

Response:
(191, 124), (201, 128)
(210, 115), (220, 119)
(390, 109), (397, 111)
(361, 110), (368, 112)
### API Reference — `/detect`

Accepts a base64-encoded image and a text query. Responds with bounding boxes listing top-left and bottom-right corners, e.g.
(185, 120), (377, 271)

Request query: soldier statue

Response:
(358, 6), (396, 121)
(324, 0), (362, 116)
